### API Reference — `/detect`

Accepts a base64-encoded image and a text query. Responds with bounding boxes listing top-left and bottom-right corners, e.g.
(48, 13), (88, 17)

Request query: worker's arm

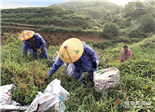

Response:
(120, 49), (125, 62)
(22, 41), (29, 58)
(48, 56), (64, 77)
(40, 47), (49, 59)
(129, 49), (131, 59)
(36, 33), (49, 59)
(83, 41), (100, 65)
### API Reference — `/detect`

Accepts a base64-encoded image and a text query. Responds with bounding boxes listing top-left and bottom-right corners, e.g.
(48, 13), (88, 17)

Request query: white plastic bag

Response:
(0, 84), (13, 105)
(27, 79), (70, 112)
(0, 93), (12, 105)
(94, 67), (120, 92)
(43, 79), (70, 100)
(0, 84), (29, 111)
(0, 105), (28, 111)
(26, 92), (60, 112)
(0, 84), (13, 94)
(54, 100), (66, 112)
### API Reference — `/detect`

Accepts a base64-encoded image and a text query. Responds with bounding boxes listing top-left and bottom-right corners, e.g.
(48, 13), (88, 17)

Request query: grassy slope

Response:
(1, 5), (109, 45)
(1, 33), (155, 111)
(50, 2), (119, 20)
(1, 2), (119, 31)
(50, 2), (119, 11)
(1, 7), (99, 29)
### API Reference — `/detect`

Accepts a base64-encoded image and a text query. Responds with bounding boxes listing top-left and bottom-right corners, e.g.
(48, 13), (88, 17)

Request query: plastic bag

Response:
(0, 93), (12, 105)
(55, 100), (66, 112)
(27, 79), (70, 112)
(0, 79), (70, 112)
(93, 67), (120, 92)
(0, 84), (29, 111)
(0, 104), (28, 111)
(0, 84), (13, 105)
(26, 93), (60, 112)
(43, 79), (70, 99)
(0, 84), (13, 94)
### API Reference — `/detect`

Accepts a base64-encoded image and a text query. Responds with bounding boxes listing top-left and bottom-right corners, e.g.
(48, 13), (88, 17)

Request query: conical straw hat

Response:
(19, 30), (35, 41)
(59, 38), (84, 63)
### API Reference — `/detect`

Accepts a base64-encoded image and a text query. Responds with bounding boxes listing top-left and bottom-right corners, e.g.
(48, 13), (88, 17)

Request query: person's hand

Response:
(45, 77), (50, 83)
(92, 61), (97, 69)
(45, 78), (48, 82)
(22, 55), (27, 60)
(45, 76), (52, 83)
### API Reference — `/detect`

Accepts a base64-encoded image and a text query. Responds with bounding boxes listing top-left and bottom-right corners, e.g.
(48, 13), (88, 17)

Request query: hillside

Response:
(1, 7), (99, 28)
(1, 2), (155, 49)
(1, 2), (120, 47)
(1, 6), (106, 46)
(50, 1), (119, 11)
(50, 1), (119, 19)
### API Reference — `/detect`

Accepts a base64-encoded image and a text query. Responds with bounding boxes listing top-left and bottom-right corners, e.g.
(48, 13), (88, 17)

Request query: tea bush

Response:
(101, 22), (119, 39)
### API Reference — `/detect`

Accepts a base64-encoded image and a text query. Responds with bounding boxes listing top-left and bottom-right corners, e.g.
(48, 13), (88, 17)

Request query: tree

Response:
(102, 22), (119, 39)
(145, 6), (155, 16)
(122, 3), (135, 18)
(122, 2), (145, 18)
(140, 14), (155, 33)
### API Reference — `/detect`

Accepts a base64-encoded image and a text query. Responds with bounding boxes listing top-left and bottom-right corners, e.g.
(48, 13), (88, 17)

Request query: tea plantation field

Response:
(1, 33), (155, 112)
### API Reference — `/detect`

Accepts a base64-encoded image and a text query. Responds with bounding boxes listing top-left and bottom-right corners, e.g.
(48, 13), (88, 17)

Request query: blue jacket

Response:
(48, 41), (100, 77)
(22, 33), (49, 59)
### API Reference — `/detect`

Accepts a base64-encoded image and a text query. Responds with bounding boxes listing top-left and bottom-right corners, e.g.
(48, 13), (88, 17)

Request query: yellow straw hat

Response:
(59, 38), (84, 63)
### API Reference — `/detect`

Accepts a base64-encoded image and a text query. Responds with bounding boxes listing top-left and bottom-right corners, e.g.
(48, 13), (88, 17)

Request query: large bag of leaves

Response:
(93, 67), (120, 92)
(26, 79), (70, 112)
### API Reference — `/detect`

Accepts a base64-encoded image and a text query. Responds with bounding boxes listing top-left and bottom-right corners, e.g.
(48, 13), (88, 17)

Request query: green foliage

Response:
(139, 14), (155, 33)
(127, 28), (147, 38)
(119, 18), (131, 29)
(145, 5), (155, 17)
(50, 2), (119, 19)
(1, 7), (99, 30)
(119, 60), (155, 79)
(122, 2), (146, 19)
(90, 40), (115, 50)
(140, 35), (155, 47)
(102, 22), (119, 39)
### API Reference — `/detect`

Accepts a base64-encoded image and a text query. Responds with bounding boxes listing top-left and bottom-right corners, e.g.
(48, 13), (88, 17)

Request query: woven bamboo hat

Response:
(19, 30), (35, 41)
(59, 38), (84, 63)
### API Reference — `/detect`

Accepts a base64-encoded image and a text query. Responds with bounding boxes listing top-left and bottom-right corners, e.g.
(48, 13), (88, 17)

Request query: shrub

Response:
(127, 28), (147, 38)
(101, 22), (119, 39)
(139, 14), (155, 33)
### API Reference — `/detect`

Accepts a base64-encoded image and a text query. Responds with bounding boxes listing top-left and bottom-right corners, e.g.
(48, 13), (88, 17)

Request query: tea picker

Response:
(19, 30), (49, 60)
(46, 38), (100, 84)
(120, 45), (131, 62)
